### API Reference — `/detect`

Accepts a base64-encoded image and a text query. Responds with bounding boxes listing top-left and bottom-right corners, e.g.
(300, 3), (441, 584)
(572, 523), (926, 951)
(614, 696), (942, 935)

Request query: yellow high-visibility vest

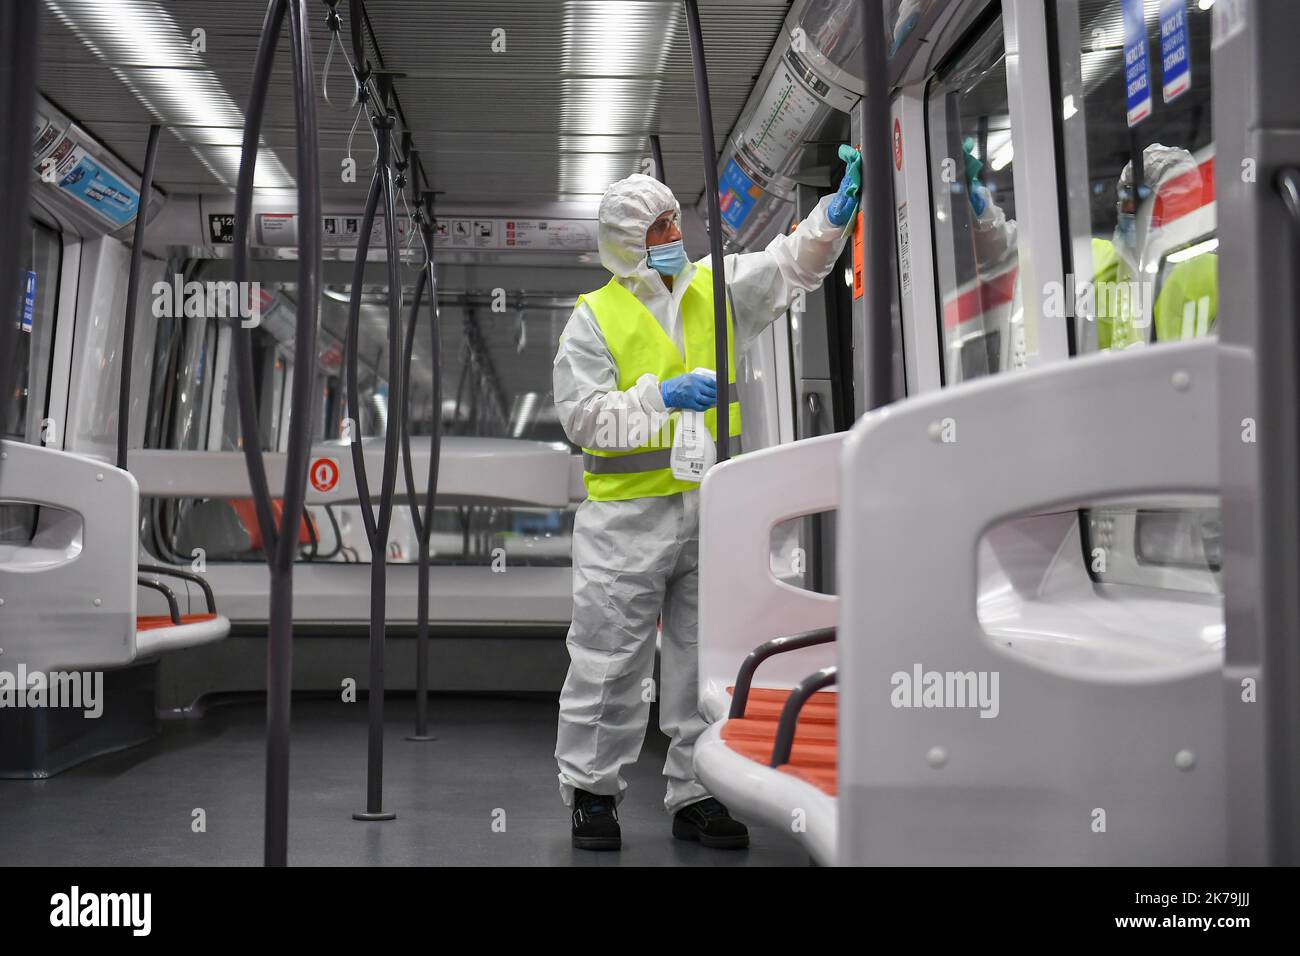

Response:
(1092, 237), (1218, 349)
(576, 264), (742, 501)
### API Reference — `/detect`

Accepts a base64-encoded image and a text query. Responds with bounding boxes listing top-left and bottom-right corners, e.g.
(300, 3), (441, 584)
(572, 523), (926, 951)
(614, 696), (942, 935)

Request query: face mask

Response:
(647, 238), (687, 276)
(1115, 212), (1137, 247)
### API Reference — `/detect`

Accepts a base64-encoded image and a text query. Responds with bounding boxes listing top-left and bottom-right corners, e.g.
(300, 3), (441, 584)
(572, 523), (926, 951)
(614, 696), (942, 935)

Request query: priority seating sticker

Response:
(310, 457), (340, 493)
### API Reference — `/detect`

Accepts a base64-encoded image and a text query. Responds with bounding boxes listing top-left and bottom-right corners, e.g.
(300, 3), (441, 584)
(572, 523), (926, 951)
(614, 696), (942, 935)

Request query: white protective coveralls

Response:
(553, 173), (850, 812)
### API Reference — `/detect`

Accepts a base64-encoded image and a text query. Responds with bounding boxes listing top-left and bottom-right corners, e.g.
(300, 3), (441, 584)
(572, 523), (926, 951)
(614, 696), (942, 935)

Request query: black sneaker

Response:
(571, 789), (621, 851)
(672, 797), (750, 849)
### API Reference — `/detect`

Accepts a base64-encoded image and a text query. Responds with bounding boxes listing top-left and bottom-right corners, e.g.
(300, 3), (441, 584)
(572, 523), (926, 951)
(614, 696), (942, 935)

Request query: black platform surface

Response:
(2, 694), (810, 866)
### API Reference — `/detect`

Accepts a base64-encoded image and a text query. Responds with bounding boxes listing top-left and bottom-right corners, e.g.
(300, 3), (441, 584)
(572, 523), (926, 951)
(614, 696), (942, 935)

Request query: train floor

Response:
(2, 694), (810, 866)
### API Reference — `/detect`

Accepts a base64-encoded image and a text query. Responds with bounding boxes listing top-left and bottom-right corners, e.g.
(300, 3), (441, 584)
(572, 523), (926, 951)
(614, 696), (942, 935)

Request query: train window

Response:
(770, 511), (836, 595)
(4, 221), (62, 444)
(1055, 0), (1219, 594)
(926, 13), (1022, 387)
(142, 285), (577, 570)
(1055, 0), (1216, 353)
(150, 497), (575, 569)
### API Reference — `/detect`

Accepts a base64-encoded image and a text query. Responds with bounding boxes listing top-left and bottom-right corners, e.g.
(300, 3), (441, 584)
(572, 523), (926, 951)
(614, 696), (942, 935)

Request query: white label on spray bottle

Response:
(670, 368), (718, 483)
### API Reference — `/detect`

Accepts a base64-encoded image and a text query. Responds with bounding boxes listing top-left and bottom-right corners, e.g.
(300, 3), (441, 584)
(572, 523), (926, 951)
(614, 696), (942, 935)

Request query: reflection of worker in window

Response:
(1092, 144), (1217, 350)
(958, 136), (1021, 375)
(963, 136), (1018, 265)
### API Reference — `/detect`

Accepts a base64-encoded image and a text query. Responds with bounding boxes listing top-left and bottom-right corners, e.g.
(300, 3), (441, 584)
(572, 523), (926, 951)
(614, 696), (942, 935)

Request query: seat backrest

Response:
(837, 339), (1227, 865)
(698, 432), (842, 709)
(0, 440), (138, 671)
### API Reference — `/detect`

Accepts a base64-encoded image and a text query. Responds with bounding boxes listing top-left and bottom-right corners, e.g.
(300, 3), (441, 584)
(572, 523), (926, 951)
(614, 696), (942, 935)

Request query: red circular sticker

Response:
(893, 118), (903, 171)
(310, 457), (339, 493)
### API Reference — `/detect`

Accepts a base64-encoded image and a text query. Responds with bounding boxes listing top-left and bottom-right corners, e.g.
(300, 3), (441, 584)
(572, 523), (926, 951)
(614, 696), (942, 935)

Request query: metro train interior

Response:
(1, 0), (1298, 874)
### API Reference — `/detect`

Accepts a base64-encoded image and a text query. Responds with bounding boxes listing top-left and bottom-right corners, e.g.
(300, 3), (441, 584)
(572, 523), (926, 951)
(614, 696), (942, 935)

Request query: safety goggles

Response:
(645, 210), (681, 245)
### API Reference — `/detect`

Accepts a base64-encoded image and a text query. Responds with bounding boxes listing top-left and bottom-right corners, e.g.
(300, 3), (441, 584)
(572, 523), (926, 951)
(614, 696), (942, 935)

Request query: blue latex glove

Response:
(889, 9), (920, 57)
(661, 372), (717, 411)
(827, 144), (862, 227)
(962, 137), (987, 216)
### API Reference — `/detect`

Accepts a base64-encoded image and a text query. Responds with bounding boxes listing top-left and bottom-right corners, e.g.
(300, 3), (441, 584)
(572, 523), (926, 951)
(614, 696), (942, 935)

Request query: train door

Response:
(1052, 1), (1219, 597)
(1, 217), (67, 549)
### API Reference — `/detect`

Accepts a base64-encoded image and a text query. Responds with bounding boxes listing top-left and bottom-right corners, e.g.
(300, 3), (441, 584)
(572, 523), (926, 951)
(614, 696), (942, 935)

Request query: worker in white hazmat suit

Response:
(554, 146), (861, 850)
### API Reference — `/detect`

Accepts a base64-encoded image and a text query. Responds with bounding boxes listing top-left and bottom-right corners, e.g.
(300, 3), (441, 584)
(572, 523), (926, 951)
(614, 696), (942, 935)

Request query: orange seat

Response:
(136, 612), (218, 632)
(725, 685), (838, 723)
(721, 687), (839, 796)
(229, 499), (317, 551)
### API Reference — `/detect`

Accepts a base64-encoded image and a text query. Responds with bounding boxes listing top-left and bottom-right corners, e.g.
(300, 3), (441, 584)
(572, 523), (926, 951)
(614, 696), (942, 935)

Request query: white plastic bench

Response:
(695, 431), (843, 865)
(0, 439), (229, 674)
(695, 339), (1228, 865)
(838, 339), (1225, 864)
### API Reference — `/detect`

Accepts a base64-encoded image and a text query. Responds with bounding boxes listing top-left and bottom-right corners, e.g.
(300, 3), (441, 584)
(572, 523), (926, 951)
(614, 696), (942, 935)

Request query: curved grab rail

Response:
(770, 666), (838, 768)
(728, 626), (837, 719)
(138, 563), (217, 615)
(137, 577), (182, 626)
(231, 0), (322, 867)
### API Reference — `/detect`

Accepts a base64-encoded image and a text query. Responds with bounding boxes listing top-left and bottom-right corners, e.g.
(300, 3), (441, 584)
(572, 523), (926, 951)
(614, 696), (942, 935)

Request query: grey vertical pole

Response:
(231, 0), (322, 866)
(402, 191), (440, 743)
(858, 0), (893, 413)
(117, 123), (161, 471)
(1215, 0), (1300, 865)
(351, 74), (403, 823)
(0, 0), (39, 481)
(650, 133), (667, 185)
(682, 0), (730, 462)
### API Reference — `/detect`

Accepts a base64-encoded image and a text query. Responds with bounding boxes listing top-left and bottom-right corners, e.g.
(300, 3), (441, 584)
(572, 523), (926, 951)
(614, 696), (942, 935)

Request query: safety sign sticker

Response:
(1158, 0), (1192, 104)
(435, 218), (597, 252)
(258, 212), (297, 245)
(896, 204), (911, 298)
(321, 214), (404, 248)
(20, 271), (36, 332)
(1122, 0), (1153, 127)
(450, 219), (473, 247)
(309, 457), (340, 494)
(719, 158), (760, 231)
(503, 219), (596, 250)
(208, 214), (235, 244)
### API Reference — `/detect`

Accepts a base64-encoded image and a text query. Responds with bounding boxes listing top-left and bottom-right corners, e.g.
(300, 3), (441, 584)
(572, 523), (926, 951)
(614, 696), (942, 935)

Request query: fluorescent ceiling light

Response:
(44, 0), (295, 190)
(1166, 237), (1218, 263)
(560, 0), (681, 196)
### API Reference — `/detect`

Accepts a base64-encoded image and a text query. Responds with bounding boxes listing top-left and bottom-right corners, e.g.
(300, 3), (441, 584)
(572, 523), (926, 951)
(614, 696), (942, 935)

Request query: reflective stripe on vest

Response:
(578, 265), (742, 501)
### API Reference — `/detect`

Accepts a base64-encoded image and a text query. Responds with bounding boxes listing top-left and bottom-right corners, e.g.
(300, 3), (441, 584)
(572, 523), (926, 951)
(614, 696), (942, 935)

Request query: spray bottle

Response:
(670, 367), (718, 483)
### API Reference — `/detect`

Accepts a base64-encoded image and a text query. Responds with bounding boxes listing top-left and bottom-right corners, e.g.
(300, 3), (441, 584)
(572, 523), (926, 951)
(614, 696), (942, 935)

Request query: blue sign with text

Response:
(21, 271), (35, 332)
(58, 154), (138, 226)
(1123, 0), (1153, 127)
(1159, 0), (1192, 103)
(719, 158), (759, 231)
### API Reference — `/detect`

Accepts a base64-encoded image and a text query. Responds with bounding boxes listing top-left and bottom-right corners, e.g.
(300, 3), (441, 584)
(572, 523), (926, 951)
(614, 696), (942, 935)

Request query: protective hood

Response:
(597, 173), (683, 278)
(1118, 144), (1200, 209)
